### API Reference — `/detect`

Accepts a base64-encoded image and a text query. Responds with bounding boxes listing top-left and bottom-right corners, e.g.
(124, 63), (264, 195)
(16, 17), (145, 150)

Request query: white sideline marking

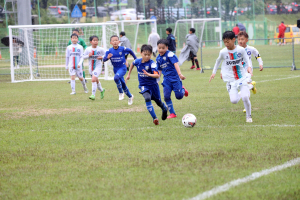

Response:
(257, 75), (300, 83)
(187, 157), (300, 200)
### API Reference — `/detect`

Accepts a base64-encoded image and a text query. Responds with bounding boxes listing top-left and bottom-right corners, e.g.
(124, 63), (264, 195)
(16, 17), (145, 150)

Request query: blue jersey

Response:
(156, 50), (180, 83)
(133, 58), (158, 86)
(103, 46), (136, 69)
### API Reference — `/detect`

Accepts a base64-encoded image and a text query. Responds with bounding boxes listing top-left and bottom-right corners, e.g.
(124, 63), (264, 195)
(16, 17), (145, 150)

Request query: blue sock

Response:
(116, 80), (123, 93)
(146, 101), (157, 119)
(166, 100), (176, 115)
(123, 87), (132, 98)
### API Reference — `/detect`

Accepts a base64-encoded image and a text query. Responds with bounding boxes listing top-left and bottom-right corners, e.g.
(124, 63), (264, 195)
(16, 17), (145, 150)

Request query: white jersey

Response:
(65, 44), (84, 70)
(148, 32), (160, 52)
(239, 45), (263, 69)
(213, 45), (250, 82)
(83, 46), (105, 72)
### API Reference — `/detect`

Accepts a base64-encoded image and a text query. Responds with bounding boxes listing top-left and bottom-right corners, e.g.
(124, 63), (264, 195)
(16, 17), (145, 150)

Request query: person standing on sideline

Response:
(148, 28), (160, 57)
(119, 31), (132, 70)
(278, 21), (286, 46)
(166, 27), (176, 54)
(232, 24), (240, 38)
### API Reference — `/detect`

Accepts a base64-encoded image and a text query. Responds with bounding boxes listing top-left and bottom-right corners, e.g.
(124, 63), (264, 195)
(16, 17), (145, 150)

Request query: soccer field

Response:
(0, 66), (300, 199)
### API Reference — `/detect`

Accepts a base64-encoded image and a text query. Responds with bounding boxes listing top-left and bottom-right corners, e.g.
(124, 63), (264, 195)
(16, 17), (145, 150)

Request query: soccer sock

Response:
(81, 79), (86, 86)
(241, 86), (251, 118)
(195, 59), (200, 68)
(71, 80), (75, 92)
(97, 82), (103, 92)
(123, 87), (132, 98)
(191, 58), (195, 66)
(92, 82), (97, 96)
(116, 80), (123, 93)
(166, 100), (176, 115)
(83, 71), (86, 79)
(146, 101), (157, 120)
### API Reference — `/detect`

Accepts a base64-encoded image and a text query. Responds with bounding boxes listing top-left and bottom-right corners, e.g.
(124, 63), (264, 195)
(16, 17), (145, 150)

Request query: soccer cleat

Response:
(89, 95), (95, 100)
(100, 88), (105, 99)
(243, 109), (246, 113)
(70, 91), (76, 95)
(190, 65), (195, 69)
(196, 68), (201, 71)
(153, 118), (159, 125)
(246, 117), (253, 123)
(162, 106), (168, 120)
(167, 113), (177, 119)
(83, 85), (88, 93)
(128, 95), (134, 105)
(251, 81), (257, 94)
(182, 86), (189, 97)
(119, 93), (124, 100)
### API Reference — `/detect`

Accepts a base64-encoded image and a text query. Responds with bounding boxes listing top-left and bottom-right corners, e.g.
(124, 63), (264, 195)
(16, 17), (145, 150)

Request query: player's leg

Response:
(117, 68), (133, 104)
(81, 63), (87, 83)
(240, 84), (252, 122)
(190, 53), (195, 69)
(142, 91), (159, 125)
(151, 84), (168, 120)
(77, 69), (88, 93)
(69, 68), (76, 94)
(173, 81), (188, 100)
(125, 54), (129, 71)
(227, 82), (241, 104)
(163, 82), (176, 118)
(114, 69), (125, 100)
(194, 56), (200, 70)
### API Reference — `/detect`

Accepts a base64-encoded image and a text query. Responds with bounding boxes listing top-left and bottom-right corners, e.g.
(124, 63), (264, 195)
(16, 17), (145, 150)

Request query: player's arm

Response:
(124, 48), (137, 60)
(65, 47), (69, 70)
(103, 50), (112, 62)
(253, 48), (263, 71)
(78, 47), (84, 67)
(83, 49), (90, 59)
(241, 48), (252, 75)
(174, 63), (185, 80)
(125, 62), (135, 83)
(209, 52), (223, 82)
(81, 39), (87, 49)
(143, 62), (160, 78)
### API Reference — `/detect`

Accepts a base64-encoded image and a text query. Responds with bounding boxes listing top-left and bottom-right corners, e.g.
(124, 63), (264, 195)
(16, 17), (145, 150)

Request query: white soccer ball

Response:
(182, 114), (197, 128)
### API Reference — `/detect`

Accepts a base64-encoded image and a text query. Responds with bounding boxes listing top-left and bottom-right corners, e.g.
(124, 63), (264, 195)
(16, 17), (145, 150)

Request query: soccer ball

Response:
(182, 114), (197, 128)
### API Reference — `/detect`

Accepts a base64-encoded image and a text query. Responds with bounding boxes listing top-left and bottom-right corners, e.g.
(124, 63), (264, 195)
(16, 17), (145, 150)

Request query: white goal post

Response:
(9, 22), (119, 83)
(174, 18), (222, 49)
(107, 19), (157, 53)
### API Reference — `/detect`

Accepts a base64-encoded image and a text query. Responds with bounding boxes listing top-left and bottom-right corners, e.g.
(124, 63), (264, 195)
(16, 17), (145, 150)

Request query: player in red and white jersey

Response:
(83, 36), (106, 100)
(66, 33), (88, 95)
(209, 31), (253, 123)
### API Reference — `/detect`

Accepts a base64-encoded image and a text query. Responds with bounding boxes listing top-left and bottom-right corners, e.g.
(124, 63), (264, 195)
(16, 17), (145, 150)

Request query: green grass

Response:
(0, 61), (300, 199)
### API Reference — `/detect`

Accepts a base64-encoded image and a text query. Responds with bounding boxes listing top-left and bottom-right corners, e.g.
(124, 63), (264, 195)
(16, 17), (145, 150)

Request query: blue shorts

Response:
(162, 80), (182, 93)
(139, 84), (161, 101)
(114, 67), (127, 77)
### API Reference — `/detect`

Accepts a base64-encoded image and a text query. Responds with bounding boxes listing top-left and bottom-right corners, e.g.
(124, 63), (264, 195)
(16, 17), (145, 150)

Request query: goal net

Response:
(9, 22), (119, 83)
(108, 20), (157, 53)
(174, 18), (222, 50)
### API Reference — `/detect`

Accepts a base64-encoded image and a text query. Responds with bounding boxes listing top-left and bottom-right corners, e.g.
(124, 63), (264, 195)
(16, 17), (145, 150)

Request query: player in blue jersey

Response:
(126, 45), (168, 125)
(103, 35), (137, 105)
(156, 39), (189, 119)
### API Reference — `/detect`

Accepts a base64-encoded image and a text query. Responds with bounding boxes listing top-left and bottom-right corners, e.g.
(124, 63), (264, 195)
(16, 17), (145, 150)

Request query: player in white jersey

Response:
(66, 34), (88, 95)
(209, 31), (253, 123)
(83, 36), (106, 100)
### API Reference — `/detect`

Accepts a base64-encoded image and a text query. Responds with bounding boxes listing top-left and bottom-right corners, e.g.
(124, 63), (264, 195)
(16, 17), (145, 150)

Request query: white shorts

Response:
(69, 67), (83, 78)
(226, 77), (248, 95)
(89, 66), (102, 78)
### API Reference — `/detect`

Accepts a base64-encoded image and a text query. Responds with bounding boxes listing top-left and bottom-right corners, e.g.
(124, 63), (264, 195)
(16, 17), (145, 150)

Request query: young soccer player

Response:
(209, 31), (253, 123)
(119, 31), (132, 71)
(83, 35), (106, 100)
(68, 29), (87, 82)
(126, 44), (168, 125)
(156, 39), (188, 119)
(103, 35), (137, 105)
(66, 33), (88, 95)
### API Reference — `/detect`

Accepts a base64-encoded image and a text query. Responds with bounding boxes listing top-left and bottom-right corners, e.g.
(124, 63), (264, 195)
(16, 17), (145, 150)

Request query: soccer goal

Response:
(174, 18), (222, 49)
(107, 19), (157, 53)
(9, 22), (119, 83)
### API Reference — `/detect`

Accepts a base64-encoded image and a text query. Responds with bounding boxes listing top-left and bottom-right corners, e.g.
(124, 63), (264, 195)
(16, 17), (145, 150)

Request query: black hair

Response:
(72, 29), (79, 33)
(141, 44), (153, 53)
(166, 27), (172, 33)
(222, 31), (235, 40)
(190, 28), (195, 33)
(236, 24), (238, 26)
(89, 35), (99, 41)
(120, 31), (125, 36)
(110, 35), (119, 41)
(71, 33), (79, 38)
(281, 21), (284, 23)
(157, 39), (169, 47)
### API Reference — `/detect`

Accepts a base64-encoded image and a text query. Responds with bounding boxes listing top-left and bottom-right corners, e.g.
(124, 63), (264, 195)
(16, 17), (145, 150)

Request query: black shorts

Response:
(189, 51), (196, 59)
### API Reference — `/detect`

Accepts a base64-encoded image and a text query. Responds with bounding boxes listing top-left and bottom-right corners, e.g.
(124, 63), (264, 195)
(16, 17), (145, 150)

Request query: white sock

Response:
(71, 80), (75, 92)
(241, 85), (251, 118)
(92, 82), (97, 96)
(97, 82), (103, 92)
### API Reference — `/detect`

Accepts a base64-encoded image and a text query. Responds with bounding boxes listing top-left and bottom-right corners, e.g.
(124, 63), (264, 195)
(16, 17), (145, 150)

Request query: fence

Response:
(199, 37), (299, 73)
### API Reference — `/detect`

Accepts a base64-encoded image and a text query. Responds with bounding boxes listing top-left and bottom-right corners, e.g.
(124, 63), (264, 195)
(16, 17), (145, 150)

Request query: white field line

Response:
(187, 157), (300, 200)
(257, 75), (300, 83)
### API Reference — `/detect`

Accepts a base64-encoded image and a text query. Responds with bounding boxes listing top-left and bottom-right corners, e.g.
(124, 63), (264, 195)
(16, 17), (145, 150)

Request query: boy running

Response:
(209, 31), (253, 123)
(83, 35), (106, 100)
(66, 34), (88, 95)
(156, 39), (188, 119)
(126, 45), (168, 125)
(103, 35), (137, 105)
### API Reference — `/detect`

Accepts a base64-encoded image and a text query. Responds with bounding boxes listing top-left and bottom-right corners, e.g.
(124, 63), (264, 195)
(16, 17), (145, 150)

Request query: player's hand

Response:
(125, 75), (130, 83)
(107, 53), (113, 59)
(142, 69), (150, 76)
(78, 65), (81, 69)
(88, 52), (93, 57)
(247, 67), (253, 76)
(97, 56), (103, 60)
(179, 74), (186, 80)
(209, 74), (216, 83)
(220, 73), (223, 79)
(259, 65), (263, 71)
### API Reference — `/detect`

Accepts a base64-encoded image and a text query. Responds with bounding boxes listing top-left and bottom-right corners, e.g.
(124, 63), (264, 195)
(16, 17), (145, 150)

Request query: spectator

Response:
(278, 21), (286, 46)
(232, 24), (240, 38)
(166, 27), (176, 53)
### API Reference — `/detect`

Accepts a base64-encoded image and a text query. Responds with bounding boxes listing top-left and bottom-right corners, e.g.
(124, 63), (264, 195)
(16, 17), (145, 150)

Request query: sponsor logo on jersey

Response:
(97, 51), (101, 55)
(226, 59), (242, 65)
(237, 53), (241, 58)
(247, 51), (251, 55)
